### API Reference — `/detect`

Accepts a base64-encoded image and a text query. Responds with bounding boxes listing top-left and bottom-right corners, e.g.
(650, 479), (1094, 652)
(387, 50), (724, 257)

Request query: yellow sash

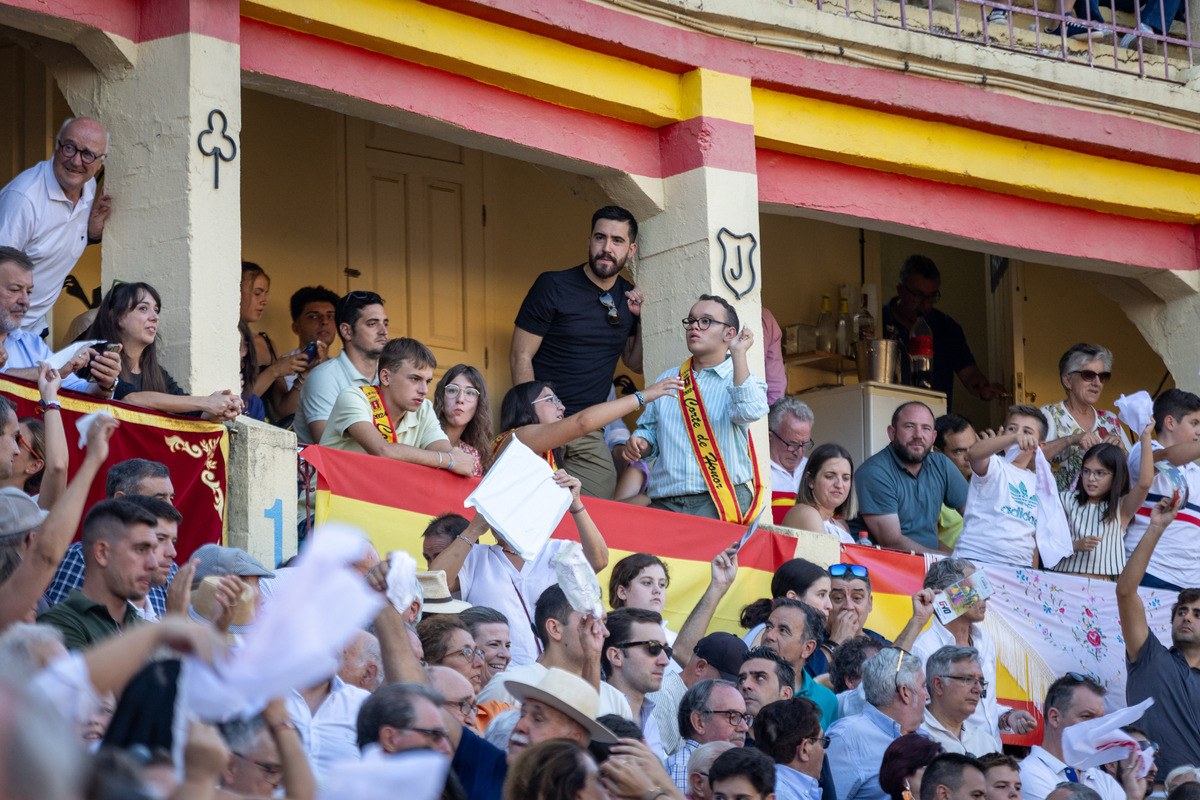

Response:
(678, 358), (764, 524)
(491, 429), (558, 471)
(360, 386), (397, 443)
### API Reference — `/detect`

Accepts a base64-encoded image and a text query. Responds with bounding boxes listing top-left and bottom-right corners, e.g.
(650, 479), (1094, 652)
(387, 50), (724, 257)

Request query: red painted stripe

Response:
(758, 150), (1200, 272)
(660, 116), (757, 176)
(240, 19), (666, 179)
(2, 0), (237, 43)
(422, 0), (1200, 174)
(304, 445), (789, 573)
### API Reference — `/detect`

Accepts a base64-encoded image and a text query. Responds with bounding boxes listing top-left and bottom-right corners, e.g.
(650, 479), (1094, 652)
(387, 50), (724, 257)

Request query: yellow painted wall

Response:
(1021, 263), (1173, 415)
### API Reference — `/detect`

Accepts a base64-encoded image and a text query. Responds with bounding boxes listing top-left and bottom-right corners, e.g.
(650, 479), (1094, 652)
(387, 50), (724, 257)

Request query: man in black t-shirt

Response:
(881, 254), (1004, 411)
(511, 205), (644, 498)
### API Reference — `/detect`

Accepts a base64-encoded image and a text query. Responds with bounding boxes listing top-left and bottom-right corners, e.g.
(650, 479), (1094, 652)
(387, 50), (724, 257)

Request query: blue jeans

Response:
(1073, 0), (1182, 33)
(1139, 571), (1183, 592)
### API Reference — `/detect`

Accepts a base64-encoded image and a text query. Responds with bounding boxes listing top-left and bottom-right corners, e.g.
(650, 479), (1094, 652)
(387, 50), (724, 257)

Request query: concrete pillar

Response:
(48, 0), (242, 396)
(226, 417), (299, 569)
(623, 68), (774, 489)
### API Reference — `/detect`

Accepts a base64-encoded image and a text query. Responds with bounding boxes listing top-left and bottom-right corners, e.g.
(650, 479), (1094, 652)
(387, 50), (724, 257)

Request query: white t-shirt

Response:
(1124, 440), (1200, 587)
(476, 661), (634, 720)
(459, 539), (568, 667)
(954, 455), (1040, 566)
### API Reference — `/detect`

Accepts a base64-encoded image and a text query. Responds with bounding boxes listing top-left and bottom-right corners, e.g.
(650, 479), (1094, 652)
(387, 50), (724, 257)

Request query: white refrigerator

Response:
(797, 381), (947, 468)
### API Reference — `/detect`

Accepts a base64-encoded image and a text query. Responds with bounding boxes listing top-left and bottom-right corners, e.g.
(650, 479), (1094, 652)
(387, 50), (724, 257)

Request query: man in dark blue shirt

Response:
(882, 255), (1004, 411)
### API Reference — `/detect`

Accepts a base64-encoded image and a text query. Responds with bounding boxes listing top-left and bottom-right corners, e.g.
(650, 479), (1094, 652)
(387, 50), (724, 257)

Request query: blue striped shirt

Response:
(633, 356), (768, 499)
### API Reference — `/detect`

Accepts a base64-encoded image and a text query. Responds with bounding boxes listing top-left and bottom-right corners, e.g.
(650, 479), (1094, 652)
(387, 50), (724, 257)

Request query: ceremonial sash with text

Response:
(360, 386), (398, 443)
(678, 358), (764, 524)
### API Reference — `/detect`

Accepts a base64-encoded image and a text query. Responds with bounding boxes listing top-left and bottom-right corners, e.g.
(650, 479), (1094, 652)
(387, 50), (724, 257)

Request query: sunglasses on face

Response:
(829, 564), (869, 579)
(598, 292), (621, 327)
(1071, 370), (1112, 384)
(617, 640), (674, 659)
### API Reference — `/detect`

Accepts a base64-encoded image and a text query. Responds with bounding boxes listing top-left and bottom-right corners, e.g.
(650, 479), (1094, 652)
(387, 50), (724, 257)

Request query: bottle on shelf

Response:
(815, 293), (836, 353)
(836, 293), (853, 357)
(853, 294), (875, 342)
(909, 315), (934, 389)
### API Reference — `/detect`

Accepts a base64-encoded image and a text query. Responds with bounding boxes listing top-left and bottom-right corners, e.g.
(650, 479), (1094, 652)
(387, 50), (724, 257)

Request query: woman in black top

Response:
(85, 282), (241, 421)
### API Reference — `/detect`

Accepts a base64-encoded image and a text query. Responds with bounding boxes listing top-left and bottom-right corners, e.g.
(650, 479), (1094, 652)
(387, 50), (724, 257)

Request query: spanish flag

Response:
(302, 446), (798, 633)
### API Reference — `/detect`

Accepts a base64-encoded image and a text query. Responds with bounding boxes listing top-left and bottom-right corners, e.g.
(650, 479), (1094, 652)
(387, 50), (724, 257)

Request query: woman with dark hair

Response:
(1051, 430), (1154, 578)
(740, 558), (832, 647)
(878, 734), (944, 800)
(237, 320), (266, 422)
(780, 443), (857, 543)
(504, 739), (606, 800)
(84, 282), (241, 421)
(1040, 343), (1133, 492)
(492, 376), (681, 477)
(434, 364), (493, 476)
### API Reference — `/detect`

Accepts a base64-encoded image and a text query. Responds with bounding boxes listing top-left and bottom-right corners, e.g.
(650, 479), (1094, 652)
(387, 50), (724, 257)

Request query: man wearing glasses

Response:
(625, 295), (768, 522)
(752, 697), (828, 800)
(919, 645), (1001, 756)
(881, 255), (1004, 410)
(511, 205), (645, 499)
(768, 397), (816, 524)
(603, 607), (673, 760)
(0, 117), (113, 335)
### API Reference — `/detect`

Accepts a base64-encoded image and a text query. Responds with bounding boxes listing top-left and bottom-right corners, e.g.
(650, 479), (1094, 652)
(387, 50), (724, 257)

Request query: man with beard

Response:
(855, 401), (969, 553)
(510, 206), (645, 499)
(0, 247), (119, 395)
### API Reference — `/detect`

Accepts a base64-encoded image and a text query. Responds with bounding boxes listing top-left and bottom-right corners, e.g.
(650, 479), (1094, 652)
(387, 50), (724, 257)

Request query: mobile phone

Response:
(105, 343), (122, 353)
(302, 341), (319, 362)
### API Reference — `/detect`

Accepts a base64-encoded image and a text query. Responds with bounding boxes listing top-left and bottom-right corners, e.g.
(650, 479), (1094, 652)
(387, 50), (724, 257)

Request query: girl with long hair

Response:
(433, 364), (493, 476)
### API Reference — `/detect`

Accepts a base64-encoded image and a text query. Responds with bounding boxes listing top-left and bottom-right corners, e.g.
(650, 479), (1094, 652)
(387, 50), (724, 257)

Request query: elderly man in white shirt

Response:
(1019, 673), (1147, 800)
(919, 645), (1001, 756)
(286, 674), (371, 782)
(912, 559), (1037, 741)
(0, 118), (112, 335)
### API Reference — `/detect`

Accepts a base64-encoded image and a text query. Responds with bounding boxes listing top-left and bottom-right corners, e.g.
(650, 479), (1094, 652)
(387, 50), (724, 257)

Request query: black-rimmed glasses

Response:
(806, 735), (831, 748)
(939, 674), (989, 695)
(704, 708), (754, 727)
(402, 726), (451, 746)
(616, 640), (674, 659)
(681, 316), (735, 331)
(770, 429), (813, 454)
(442, 699), (478, 718)
(598, 291), (621, 326)
(232, 752), (283, 782)
(57, 140), (104, 165)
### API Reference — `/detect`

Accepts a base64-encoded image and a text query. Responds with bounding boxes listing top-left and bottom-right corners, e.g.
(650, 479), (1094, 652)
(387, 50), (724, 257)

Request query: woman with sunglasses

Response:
(1040, 343), (1132, 492)
(1, 365), (68, 509)
(780, 443), (857, 544)
(492, 376), (682, 478)
(740, 558), (832, 647)
(83, 282), (242, 421)
(433, 364), (492, 477)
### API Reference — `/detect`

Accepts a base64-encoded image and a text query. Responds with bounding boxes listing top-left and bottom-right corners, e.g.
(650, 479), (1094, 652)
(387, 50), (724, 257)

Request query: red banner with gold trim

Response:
(0, 376), (229, 561)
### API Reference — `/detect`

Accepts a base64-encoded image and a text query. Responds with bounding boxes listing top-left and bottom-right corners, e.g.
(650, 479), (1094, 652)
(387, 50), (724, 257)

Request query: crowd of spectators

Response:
(0, 119), (1198, 800)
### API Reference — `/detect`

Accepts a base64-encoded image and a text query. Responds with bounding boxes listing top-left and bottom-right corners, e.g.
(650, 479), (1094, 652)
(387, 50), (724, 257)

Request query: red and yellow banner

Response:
(0, 376), (229, 561)
(303, 445), (797, 633)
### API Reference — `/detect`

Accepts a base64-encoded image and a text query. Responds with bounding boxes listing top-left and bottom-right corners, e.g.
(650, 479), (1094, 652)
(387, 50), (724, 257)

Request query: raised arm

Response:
(262, 698), (316, 800)
(557, 471), (609, 571)
(670, 545), (738, 668)
(1154, 438), (1200, 467)
(0, 414), (117, 629)
(966, 431), (1029, 477)
(510, 326), (543, 385)
(510, 374), (683, 457)
(1116, 497), (1180, 660)
(892, 589), (935, 652)
(621, 286), (644, 374)
(35, 365), (69, 509)
(429, 514), (490, 592)
(1121, 422), (1157, 526)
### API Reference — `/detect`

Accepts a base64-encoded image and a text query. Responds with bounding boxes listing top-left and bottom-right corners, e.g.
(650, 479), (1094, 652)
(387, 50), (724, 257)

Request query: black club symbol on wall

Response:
(197, 109), (237, 189)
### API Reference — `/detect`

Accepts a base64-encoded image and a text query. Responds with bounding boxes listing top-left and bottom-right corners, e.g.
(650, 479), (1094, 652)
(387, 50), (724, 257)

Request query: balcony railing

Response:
(788, 0), (1196, 81)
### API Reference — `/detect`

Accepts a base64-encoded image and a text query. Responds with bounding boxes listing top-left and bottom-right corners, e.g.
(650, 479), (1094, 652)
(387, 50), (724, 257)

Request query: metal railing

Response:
(805, 0), (1196, 81)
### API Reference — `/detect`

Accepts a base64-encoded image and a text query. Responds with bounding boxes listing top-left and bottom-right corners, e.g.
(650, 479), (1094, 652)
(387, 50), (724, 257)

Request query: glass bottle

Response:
(853, 294), (875, 342)
(815, 294), (836, 353)
(909, 315), (934, 389)
(836, 294), (853, 356)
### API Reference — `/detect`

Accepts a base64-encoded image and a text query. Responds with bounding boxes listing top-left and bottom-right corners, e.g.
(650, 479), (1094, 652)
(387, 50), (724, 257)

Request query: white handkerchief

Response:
(464, 436), (571, 561)
(551, 542), (603, 617)
(42, 340), (104, 372)
(1061, 697), (1155, 775)
(319, 745), (449, 800)
(1002, 444), (1072, 567)
(1115, 392), (1154, 434)
(386, 550), (418, 613)
(75, 410), (115, 449)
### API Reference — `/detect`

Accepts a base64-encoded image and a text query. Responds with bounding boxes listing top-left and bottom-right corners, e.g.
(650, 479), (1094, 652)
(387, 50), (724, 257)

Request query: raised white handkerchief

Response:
(1062, 696), (1155, 775)
(464, 435), (571, 561)
(552, 541), (603, 617)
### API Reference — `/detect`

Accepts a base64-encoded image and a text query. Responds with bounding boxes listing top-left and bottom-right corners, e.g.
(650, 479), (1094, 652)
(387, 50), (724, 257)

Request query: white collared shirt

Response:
(286, 676), (371, 782)
(920, 706), (1002, 756)
(1019, 745), (1125, 800)
(0, 159), (96, 333)
(912, 619), (1010, 738)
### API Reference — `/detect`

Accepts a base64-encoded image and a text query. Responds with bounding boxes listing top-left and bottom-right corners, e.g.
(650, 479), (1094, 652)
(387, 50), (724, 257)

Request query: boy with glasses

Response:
(625, 295), (768, 522)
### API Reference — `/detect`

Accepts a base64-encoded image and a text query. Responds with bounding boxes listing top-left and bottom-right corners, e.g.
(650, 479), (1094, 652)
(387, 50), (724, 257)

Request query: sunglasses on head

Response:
(829, 564), (869, 579)
(598, 291), (621, 327)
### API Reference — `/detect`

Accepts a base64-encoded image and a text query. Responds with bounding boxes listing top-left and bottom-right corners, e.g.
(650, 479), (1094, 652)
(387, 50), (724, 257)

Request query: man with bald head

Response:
(0, 117), (113, 335)
(339, 630), (383, 692)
